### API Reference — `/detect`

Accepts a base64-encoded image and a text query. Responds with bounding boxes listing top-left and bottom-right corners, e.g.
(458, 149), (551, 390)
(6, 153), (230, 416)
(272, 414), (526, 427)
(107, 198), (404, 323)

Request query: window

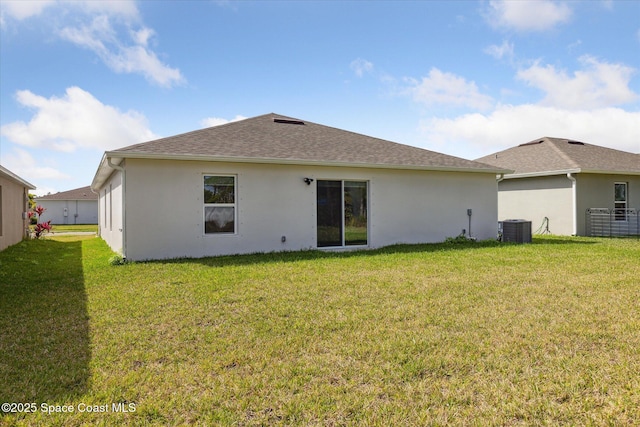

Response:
(317, 180), (368, 247)
(614, 182), (628, 221)
(104, 189), (107, 228)
(109, 184), (113, 231)
(204, 175), (236, 234)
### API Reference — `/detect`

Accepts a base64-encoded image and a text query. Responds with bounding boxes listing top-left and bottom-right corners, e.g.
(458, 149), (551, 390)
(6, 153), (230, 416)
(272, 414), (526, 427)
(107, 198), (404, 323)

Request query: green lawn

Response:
(51, 224), (98, 233)
(1, 236), (639, 425)
(28, 224), (98, 234)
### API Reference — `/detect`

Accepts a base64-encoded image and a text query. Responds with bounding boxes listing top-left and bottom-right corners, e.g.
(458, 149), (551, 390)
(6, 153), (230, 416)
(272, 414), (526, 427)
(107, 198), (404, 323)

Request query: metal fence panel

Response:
(586, 208), (639, 237)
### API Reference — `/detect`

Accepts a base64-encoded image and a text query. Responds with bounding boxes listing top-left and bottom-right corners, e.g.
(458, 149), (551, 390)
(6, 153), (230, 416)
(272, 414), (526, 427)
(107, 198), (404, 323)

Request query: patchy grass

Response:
(1, 236), (639, 425)
(27, 224), (98, 235)
(51, 224), (98, 233)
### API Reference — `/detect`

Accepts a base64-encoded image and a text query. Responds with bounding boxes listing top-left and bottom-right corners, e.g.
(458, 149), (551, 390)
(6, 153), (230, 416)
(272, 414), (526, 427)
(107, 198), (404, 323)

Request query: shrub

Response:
(445, 233), (474, 244)
(29, 205), (52, 239)
(108, 254), (127, 266)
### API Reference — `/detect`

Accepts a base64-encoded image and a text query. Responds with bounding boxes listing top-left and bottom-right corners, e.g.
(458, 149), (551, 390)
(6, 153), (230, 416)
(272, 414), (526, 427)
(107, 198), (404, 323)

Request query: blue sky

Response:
(1, 0), (639, 195)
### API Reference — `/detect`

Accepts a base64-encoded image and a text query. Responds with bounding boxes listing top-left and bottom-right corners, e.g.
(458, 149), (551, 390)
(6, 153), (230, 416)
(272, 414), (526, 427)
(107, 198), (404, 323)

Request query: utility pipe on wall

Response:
(567, 173), (577, 236)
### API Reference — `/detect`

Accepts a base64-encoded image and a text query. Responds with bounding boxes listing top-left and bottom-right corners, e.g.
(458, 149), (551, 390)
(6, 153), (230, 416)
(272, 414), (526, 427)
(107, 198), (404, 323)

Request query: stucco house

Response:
(91, 113), (509, 261)
(0, 165), (35, 251)
(476, 137), (640, 237)
(35, 185), (98, 225)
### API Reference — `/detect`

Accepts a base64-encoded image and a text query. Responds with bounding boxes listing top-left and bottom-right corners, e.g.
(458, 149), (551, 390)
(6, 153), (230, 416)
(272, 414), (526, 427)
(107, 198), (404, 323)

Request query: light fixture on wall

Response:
(303, 177), (314, 185)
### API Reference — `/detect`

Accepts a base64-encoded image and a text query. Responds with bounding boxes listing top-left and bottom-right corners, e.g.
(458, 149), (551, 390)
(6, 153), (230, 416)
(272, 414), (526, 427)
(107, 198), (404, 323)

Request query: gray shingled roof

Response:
(475, 137), (640, 176)
(110, 113), (504, 172)
(36, 185), (97, 201)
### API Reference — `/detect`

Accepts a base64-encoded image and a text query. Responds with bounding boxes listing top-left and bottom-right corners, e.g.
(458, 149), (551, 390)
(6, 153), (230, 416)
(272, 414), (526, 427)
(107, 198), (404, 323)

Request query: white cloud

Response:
(404, 68), (494, 111)
(517, 56), (638, 109)
(59, 16), (185, 87)
(77, 0), (139, 19)
(485, 0), (572, 32)
(419, 104), (640, 158)
(2, 147), (71, 182)
(350, 58), (374, 77)
(484, 40), (514, 60)
(1, 0), (137, 21)
(132, 27), (155, 47)
(200, 115), (248, 128)
(0, 0), (55, 21)
(2, 0), (183, 87)
(0, 87), (158, 152)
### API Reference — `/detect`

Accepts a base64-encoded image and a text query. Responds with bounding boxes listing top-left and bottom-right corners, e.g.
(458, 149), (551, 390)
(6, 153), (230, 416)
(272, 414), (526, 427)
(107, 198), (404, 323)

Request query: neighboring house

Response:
(91, 113), (509, 261)
(35, 185), (99, 225)
(0, 165), (35, 251)
(476, 137), (640, 237)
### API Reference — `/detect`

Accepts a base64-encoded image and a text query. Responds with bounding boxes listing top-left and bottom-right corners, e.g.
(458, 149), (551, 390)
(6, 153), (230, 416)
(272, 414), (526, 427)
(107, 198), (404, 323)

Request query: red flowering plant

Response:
(30, 205), (52, 239)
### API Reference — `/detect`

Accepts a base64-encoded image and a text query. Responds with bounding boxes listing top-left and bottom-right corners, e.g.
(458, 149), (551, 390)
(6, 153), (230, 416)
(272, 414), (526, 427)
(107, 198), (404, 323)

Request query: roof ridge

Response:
(545, 137), (580, 169)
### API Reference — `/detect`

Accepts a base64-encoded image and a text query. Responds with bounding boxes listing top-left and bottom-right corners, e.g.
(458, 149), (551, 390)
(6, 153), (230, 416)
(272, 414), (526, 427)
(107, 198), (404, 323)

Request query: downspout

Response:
(567, 173), (577, 236)
(496, 173), (505, 240)
(107, 157), (126, 259)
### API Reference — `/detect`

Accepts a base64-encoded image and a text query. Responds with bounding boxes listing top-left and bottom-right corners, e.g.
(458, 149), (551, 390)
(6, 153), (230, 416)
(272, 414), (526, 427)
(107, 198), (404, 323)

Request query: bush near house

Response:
(1, 235), (639, 425)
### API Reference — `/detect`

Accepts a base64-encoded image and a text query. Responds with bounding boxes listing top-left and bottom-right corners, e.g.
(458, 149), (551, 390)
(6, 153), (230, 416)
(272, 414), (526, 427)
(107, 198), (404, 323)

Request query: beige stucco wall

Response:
(498, 175), (574, 235)
(498, 173), (640, 236)
(97, 169), (124, 254)
(576, 173), (640, 235)
(0, 175), (30, 251)
(37, 200), (98, 224)
(109, 159), (499, 260)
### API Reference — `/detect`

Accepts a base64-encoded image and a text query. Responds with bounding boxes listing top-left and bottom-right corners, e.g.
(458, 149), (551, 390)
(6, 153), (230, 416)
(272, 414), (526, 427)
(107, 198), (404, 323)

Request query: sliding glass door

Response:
(317, 180), (368, 247)
(317, 180), (342, 247)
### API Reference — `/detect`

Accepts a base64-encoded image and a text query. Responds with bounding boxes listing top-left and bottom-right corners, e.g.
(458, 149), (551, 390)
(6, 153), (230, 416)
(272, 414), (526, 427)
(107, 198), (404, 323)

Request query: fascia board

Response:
(91, 154), (122, 191)
(503, 168), (640, 179)
(502, 169), (581, 179)
(0, 165), (36, 189)
(579, 169), (640, 176)
(103, 151), (511, 175)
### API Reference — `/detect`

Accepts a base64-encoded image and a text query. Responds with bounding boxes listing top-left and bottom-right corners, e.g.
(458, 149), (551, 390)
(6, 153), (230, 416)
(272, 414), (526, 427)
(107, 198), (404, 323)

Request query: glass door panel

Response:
(317, 180), (342, 247)
(344, 181), (368, 246)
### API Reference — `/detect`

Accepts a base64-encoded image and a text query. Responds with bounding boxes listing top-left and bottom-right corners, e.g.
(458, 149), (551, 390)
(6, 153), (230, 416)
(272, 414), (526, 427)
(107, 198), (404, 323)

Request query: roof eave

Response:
(0, 165), (36, 189)
(579, 169), (640, 176)
(503, 169), (581, 179)
(104, 151), (510, 174)
(503, 168), (640, 179)
(91, 154), (124, 191)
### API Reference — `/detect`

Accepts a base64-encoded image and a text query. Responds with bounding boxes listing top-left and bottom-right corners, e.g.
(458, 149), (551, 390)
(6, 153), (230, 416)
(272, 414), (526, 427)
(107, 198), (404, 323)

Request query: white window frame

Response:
(203, 174), (237, 235)
(614, 182), (628, 221)
(104, 188), (108, 229)
(109, 184), (113, 231)
(316, 179), (369, 249)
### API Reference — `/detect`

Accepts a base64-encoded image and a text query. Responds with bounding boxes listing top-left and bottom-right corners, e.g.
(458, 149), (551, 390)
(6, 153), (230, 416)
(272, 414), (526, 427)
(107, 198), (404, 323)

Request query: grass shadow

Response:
(151, 235), (600, 269)
(0, 239), (90, 403)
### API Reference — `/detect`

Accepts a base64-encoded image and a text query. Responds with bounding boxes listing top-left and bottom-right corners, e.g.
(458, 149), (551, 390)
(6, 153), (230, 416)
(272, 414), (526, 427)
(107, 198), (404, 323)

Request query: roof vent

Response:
(567, 140), (584, 145)
(274, 118), (305, 125)
(519, 140), (544, 147)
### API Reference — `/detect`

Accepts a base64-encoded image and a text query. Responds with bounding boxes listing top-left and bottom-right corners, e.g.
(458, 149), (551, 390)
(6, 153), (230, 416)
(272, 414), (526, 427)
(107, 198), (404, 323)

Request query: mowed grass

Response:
(51, 224), (98, 233)
(1, 236), (639, 425)
(27, 224), (98, 235)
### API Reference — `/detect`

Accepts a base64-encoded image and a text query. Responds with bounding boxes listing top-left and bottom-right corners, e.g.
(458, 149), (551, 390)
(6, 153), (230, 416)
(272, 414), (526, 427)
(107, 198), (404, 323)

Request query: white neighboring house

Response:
(35, 186), (99, 225)
(0, 165), (35, 251)
(91, 113), (510, 261)
(476, 137), (640, 236)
